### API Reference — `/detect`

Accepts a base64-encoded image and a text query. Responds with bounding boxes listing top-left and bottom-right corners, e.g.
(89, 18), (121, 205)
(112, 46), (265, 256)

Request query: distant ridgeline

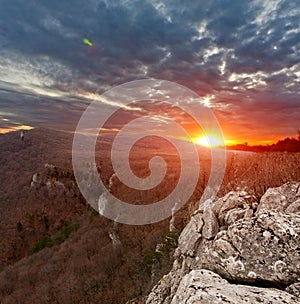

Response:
(228, 136), (300, 153)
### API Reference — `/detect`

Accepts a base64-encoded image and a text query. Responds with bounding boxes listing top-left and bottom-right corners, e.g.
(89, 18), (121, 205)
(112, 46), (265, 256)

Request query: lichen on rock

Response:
(146, 182), (300, 304)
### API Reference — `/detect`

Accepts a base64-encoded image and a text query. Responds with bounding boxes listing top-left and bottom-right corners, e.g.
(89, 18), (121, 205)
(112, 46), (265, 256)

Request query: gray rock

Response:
(286, 283), (300, 298)
(145, 183), (300, 304)
(286, 199), (300, 214)
(224, 208), (247, 226)
(202, 207), (219, 240)
(217, 191), (254, 226)
(257, 182), (300, 214)
(194, 211), (300, 285)
(146, 261), (187, 304)
(178, 213), (204, 257)
(170, 269), (300, 304)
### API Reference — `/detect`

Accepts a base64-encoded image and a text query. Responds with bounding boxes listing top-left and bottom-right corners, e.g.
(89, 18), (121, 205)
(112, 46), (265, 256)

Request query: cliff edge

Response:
(145, 182), (300, 304)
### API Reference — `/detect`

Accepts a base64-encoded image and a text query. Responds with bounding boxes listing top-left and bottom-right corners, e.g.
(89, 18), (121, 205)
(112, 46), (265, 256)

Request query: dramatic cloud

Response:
(0, 0), (299, 143)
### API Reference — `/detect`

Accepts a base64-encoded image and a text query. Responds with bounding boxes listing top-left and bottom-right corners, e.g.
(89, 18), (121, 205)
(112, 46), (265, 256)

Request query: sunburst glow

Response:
(192, 135), (224, 147)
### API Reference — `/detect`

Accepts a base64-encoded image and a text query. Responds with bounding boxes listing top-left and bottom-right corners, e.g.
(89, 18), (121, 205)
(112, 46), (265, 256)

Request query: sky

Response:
(0, 0), (299, 144)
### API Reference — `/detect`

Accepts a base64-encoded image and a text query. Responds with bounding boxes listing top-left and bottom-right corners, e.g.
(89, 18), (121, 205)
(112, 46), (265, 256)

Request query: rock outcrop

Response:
(146, 182), (300, 304)
(170, 269), (299, 304)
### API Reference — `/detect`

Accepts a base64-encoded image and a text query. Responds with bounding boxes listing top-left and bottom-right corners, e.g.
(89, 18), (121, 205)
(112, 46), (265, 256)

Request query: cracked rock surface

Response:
(146, 183), (300, 304)
(171, 269), (300, 304)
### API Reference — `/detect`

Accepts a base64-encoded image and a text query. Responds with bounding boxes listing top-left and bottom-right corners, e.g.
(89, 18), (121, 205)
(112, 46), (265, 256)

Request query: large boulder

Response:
(193, 211), (300, 285)
(257, 182), (300, 214)
(286, 283), (300, 298)
(170, 269), (300, 304)
(146, 182), (300, 304)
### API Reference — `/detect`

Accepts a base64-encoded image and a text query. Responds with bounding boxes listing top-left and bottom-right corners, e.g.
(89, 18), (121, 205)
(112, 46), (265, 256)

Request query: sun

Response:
(192, 135), (224, 148)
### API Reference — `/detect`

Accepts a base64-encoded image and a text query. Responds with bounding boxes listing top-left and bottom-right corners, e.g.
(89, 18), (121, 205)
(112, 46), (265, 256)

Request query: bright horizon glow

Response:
(0, 126), (288, 147)
(0, 125), (34, 134)
(192, 135), (226, 147)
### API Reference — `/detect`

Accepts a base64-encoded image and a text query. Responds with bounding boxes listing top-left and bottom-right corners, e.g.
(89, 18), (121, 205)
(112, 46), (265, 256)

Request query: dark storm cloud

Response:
(0, 0), (299, 140)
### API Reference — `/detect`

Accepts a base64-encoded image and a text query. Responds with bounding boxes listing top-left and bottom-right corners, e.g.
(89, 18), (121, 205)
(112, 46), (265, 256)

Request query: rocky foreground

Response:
(143, 182), (300, 304)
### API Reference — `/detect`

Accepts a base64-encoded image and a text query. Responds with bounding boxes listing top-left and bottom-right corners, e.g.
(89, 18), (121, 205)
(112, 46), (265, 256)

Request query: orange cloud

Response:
(0, 125), (34, 134)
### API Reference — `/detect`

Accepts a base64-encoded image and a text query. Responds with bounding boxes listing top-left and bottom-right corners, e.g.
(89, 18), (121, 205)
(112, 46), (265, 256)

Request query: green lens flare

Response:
(83, 38), (93, 47)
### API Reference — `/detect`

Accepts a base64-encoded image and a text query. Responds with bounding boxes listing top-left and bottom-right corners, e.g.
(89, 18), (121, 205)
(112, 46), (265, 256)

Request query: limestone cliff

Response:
(145, 182), (300, 304)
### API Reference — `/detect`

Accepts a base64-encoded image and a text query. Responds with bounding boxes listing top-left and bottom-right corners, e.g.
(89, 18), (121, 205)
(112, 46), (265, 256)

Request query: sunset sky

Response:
(0, 0), (299, 145)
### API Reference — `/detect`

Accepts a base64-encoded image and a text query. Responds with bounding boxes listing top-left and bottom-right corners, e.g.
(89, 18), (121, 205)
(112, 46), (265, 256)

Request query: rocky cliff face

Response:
(145, 182), (300, 304)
